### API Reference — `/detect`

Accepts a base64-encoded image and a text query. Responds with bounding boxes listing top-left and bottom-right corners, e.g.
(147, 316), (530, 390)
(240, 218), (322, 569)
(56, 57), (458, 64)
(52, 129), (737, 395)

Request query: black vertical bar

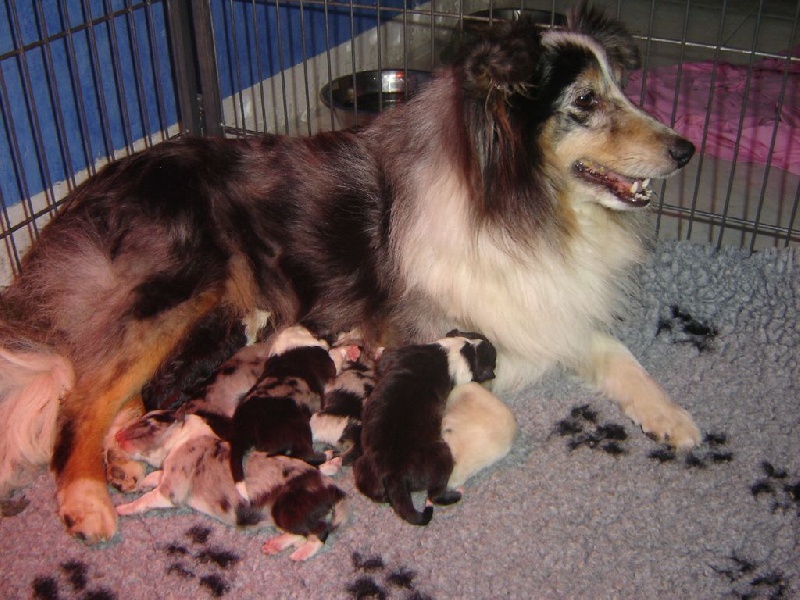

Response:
(61, 1), (98, 176)
(144, 0), (169, 142)
(784, 181), (800, 248)
(35, 1), (77, 195)
(166, 0), (222, 136)
(749, 0), (800, 252)
(123, 0), (155, 148)
(323, 0), (335, 131)
(227, 0), (246, 135)
(166, 0), (200, 134)
(102, 0), (135, 155)
(80, 0), (116, 158)
(193, 0), (223, 136)
(9, 0), (58, 219)
(298, 0), (312, 136)
(714, 0), (765, 250)
(251, 0), (269, 132)
(274, 0), (290, 134)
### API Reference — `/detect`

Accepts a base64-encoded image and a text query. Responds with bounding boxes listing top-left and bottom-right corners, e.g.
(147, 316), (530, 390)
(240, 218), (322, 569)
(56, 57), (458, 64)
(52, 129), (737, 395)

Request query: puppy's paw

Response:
(262, 532), (305, 556)
(115, 501), (138, 516)
(57, 479), (118, 544)
(289, 536), (324, 561)
(626, 398), (701, 450)
(319, 455), (343, 477)
(104, 448), (146, 493)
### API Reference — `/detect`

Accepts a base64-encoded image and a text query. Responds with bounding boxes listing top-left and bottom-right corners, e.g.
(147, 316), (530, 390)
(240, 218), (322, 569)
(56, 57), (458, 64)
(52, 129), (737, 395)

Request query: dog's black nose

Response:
(669, 138), (695, 168)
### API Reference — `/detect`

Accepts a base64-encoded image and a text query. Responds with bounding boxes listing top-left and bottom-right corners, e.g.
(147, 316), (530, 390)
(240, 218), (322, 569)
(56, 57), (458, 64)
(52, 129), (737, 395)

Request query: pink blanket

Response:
(626, 52), (800, 176)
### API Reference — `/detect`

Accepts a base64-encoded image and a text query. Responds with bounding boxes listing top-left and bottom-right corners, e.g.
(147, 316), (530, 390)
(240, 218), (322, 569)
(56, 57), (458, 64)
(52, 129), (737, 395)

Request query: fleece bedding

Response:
(0, 239), (798, 600)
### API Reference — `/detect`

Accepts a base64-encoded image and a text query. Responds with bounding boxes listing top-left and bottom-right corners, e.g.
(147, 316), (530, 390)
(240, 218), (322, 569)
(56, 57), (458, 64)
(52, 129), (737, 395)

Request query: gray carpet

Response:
(1, 240), (798, 600)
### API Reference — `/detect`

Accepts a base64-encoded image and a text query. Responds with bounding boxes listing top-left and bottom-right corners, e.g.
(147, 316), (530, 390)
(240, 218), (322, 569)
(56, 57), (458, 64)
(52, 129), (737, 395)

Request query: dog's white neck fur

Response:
(396, 92), (645, 390)
(268, 325), (328, 357)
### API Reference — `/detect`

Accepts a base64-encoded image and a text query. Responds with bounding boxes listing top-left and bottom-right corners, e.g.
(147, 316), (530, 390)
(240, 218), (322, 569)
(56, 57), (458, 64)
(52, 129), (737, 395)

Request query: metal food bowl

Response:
(320, 69), (432, 129)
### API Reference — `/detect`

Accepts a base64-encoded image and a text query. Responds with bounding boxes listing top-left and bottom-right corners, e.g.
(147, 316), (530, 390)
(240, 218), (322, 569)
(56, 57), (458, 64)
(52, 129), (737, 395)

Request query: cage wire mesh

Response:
(1, 0), (798, 287)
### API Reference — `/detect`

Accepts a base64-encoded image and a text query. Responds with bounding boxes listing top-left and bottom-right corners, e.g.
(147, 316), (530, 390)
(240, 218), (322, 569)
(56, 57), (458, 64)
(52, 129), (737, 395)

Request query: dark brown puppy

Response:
(310, 344), (377, 466)
(354, 332), (496, 525)
(227, 325), (336, 499)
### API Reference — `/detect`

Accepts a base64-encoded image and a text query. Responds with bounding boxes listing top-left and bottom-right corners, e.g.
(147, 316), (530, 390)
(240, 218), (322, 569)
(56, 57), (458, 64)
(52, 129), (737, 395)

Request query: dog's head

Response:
(453, 2), (694, 215)
(114, 408), (184, 465)
(439, 331), (497, 385)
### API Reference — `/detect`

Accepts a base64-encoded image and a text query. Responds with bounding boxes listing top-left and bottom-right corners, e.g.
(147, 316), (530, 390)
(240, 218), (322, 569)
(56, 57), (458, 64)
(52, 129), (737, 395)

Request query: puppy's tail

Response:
(385, 476), (433, 526)
(0, 346), (74, 498)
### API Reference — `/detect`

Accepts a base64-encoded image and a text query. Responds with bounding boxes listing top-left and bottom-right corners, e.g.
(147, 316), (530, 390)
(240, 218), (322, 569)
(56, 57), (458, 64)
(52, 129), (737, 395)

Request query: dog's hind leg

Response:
(582, 333), (701, 449)
(52, 294), (221, 543)
(0, 349), (74, 500)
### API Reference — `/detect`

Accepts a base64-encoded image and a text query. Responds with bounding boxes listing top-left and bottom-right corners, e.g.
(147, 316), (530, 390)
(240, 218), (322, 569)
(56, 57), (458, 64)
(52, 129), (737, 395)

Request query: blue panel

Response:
(0, 1), (178, 209)
(213, 0), (408, 100)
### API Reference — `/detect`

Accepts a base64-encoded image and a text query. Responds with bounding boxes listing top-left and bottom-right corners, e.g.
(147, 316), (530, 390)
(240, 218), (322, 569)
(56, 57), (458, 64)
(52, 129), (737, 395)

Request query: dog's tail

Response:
(0, 345), (74, 498)
(385, 476), (433, 526)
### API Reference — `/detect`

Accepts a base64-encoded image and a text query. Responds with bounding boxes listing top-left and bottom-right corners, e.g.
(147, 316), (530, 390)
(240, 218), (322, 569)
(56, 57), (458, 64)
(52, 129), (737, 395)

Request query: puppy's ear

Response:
(567, 1), (640, 79)
(455, 20), (541, 99)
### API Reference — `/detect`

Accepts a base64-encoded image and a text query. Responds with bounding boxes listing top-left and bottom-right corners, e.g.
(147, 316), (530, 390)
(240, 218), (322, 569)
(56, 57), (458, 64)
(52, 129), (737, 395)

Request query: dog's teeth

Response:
(630, 181), (640, 193)
(643, 178), (651, 188)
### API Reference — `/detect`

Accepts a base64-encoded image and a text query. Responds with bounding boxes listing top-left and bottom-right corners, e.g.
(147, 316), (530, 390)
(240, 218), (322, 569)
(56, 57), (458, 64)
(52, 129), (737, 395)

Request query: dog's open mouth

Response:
(574, 160), (653, 207)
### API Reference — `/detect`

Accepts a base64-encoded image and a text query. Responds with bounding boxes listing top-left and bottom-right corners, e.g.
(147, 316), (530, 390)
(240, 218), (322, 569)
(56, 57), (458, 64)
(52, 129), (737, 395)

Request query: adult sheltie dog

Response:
(0, 3), (700, 542)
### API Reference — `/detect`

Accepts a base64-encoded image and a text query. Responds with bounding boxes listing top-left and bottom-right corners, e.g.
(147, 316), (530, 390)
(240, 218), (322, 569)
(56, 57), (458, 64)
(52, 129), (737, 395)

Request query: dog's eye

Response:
(574, 91), (597, 110)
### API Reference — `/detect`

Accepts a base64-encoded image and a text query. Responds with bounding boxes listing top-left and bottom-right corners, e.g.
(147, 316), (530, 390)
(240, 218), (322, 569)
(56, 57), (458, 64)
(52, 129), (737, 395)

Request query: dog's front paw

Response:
(57, 479), (118, 544)
(104, 448), (146, 492)
(626, 398), (701, 450)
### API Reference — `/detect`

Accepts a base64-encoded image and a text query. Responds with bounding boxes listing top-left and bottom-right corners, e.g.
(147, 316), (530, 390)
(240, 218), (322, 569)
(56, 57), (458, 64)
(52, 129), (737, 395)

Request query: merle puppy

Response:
(311, 343), (377, 466)
(353, 331), (496, 525)
(228, 325), (337, 499)
(114, 409), (348, 561)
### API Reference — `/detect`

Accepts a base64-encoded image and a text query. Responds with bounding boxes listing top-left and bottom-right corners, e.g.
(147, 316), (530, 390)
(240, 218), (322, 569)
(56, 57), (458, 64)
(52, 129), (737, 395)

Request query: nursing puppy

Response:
(310, 344), (377, 466)
(104, 307), (250, 492)
(354, 332), (496, 525)
(228, 325), (336, 498)
(114, 409), (348, 561)
(0, 4), (700, 542)
(442, 382), (517, 489)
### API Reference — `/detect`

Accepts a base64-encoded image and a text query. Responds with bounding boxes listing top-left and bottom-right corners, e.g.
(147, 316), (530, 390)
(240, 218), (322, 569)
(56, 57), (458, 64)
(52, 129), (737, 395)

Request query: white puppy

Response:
(443, 382), (517, 488)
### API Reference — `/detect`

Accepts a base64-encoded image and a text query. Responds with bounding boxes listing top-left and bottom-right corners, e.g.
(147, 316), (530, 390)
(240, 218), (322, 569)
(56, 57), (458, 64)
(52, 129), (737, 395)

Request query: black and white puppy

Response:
(353, 331), (496, 525)
(114, 409), (348, 561)
(311, 344), (377, 467)
(228, 325), (337, 499)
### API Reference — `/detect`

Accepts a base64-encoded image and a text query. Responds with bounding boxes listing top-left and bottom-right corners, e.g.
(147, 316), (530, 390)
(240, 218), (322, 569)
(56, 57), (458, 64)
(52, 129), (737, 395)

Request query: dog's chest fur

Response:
(396, 163), (645, 388)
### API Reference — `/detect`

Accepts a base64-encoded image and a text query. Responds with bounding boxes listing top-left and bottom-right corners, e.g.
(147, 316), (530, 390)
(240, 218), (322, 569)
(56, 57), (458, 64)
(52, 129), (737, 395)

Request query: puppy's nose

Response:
(669, 138), (695, 168)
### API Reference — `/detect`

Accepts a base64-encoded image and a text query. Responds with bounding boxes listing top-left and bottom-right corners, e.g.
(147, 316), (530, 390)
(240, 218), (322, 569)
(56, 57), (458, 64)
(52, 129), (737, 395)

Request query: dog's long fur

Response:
(0, 3), (700, 542)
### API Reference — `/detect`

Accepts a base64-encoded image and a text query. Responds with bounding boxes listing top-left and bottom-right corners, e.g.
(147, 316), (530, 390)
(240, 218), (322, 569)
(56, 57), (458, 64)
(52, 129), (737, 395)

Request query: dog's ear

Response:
(567, 1), (640, 80)
(454, 20), (541, 100)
